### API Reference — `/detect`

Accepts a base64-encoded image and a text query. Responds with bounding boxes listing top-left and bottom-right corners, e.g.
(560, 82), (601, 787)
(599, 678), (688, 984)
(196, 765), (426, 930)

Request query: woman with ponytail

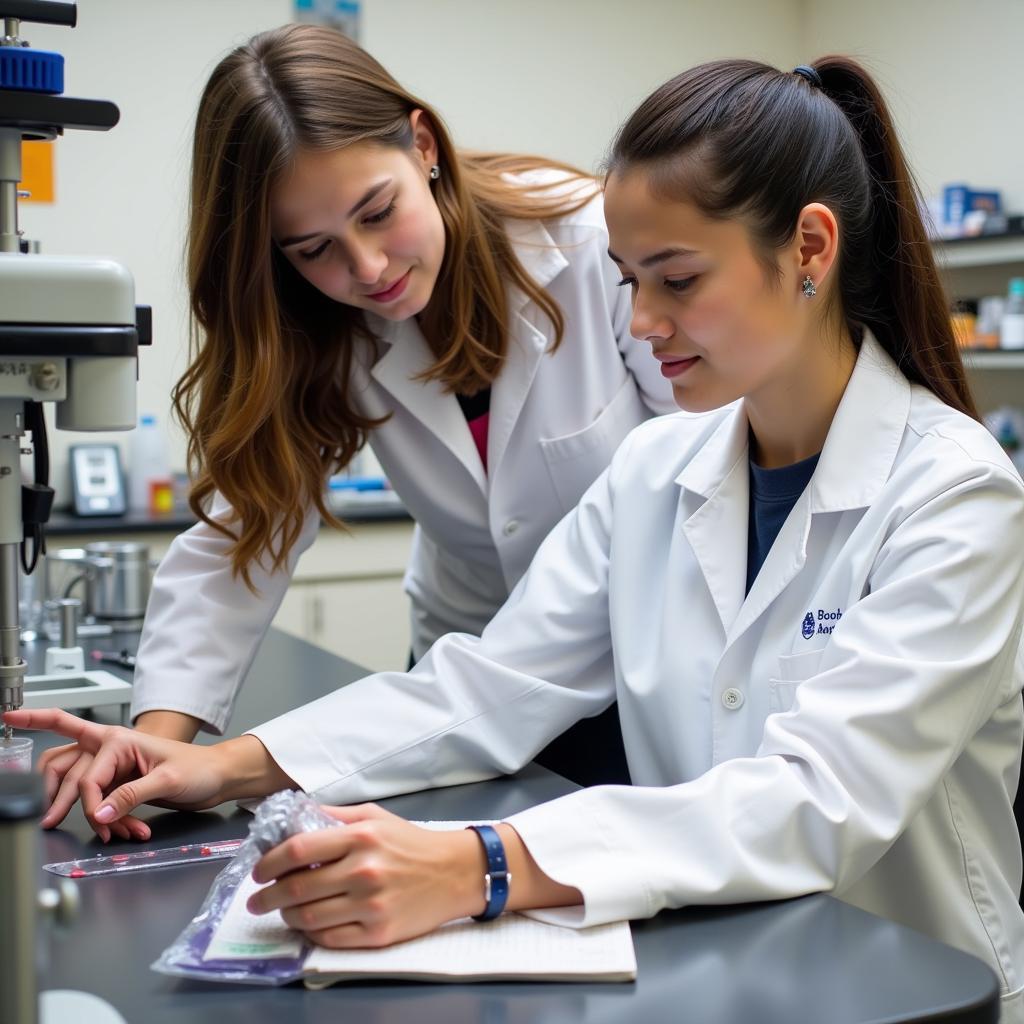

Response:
(13, 56), (1024, 1014)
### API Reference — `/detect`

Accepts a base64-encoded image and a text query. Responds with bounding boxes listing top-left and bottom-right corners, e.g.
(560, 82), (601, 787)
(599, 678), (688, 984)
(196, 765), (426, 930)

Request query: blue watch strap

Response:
(466, 824), (510, 921)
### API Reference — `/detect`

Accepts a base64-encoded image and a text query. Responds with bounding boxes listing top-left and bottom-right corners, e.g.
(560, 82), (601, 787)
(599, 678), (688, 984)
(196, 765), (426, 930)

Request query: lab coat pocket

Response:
(768, 648), (826, 714)
(539, 377), (649, 514)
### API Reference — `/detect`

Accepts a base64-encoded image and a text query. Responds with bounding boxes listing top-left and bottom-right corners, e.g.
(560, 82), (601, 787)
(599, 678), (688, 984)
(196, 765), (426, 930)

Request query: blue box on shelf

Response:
(943, 184), (1002, 235)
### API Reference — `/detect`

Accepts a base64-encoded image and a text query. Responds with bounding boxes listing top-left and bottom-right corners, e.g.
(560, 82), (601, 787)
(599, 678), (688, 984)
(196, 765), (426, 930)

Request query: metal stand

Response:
(0, 774), (126, 1024)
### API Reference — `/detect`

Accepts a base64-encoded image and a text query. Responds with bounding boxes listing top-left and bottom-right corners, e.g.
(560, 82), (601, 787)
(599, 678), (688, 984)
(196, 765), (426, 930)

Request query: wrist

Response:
(441, 827), (490, 921)
(212, 734), (297, 802)
(134, 710), (203, 742)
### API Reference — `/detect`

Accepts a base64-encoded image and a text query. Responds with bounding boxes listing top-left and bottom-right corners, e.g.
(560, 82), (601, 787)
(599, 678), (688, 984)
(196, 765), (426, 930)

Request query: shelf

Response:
(932, 235), (1024, 270)
(962, 350), (1024, 370)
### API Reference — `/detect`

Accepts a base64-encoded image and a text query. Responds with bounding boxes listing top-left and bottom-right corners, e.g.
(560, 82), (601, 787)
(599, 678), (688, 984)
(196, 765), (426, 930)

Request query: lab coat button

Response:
(502, 520), (520, 537)
(722, 688), (744, 710)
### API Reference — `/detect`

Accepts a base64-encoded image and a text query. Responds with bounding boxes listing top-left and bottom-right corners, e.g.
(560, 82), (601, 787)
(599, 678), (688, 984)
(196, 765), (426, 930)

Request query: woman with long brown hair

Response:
(34, 21), (673, 823)
(16, 53), (1024, 1016)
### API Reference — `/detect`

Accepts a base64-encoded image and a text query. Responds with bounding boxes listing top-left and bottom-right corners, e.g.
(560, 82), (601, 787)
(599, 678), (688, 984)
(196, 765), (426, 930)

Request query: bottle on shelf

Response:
(985, 407), (1024, 478)
(1001, 277), (1024, 350)
(128, 414), (173, 513)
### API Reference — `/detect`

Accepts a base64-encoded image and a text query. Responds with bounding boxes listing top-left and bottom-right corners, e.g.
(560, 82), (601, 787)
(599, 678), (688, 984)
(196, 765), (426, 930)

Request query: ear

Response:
(409, 109), (439, 176)
(793, 202), (839, 293)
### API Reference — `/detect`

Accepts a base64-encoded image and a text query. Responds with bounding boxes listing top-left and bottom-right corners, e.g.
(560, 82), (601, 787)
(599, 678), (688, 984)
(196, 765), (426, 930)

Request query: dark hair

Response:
(606, 56), (978, 421)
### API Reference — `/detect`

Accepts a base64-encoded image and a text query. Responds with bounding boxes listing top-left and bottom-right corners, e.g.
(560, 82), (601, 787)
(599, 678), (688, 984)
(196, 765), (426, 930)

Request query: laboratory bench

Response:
(44, 496), (412, 537)
(16, 628), (1002, 1024)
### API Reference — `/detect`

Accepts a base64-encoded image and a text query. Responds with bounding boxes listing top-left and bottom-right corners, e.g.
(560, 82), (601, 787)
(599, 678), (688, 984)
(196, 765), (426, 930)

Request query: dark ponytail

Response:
(607, 56), (979, 421)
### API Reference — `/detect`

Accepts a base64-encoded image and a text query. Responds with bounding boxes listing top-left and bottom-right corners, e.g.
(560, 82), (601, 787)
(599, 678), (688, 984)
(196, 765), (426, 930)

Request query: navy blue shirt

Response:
(746, 450), (820, 594)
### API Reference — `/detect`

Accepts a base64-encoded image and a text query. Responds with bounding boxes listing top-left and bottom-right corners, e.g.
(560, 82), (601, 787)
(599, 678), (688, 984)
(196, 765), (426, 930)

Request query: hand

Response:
(247, 804), (487, 948)
(36, 742), (151, 843)
(2, 708), (236, 840)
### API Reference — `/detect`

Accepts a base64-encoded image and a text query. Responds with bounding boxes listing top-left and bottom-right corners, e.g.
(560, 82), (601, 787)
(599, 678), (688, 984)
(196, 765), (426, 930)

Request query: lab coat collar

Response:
(809, 331), (910, 514)
(503, 216), (570, 308)
(675, 330), (909, 515)
(366, 314), (488, 494)
(675, 330), (911, 638)
(365, 218), (569, 494)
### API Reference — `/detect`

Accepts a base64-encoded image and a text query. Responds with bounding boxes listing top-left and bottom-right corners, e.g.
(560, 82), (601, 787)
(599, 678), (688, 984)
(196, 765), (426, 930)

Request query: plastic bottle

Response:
(129, 414), (171, 513)
(1001, 277), (1024, 350)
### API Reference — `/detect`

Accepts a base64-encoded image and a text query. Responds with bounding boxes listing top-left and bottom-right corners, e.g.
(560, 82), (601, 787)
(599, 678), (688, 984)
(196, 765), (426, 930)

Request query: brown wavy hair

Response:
(606, 56), (978, 421)
(177, 24), (595, 588)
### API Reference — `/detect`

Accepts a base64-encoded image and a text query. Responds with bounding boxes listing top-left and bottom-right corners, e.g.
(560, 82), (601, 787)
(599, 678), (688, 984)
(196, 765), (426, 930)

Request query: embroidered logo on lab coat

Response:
(802, 608), (843, 639)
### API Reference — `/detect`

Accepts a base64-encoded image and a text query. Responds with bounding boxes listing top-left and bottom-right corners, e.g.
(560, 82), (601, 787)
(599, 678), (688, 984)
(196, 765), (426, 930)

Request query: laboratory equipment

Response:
(0, 0), (152, 743)
(1, 2), (146, 1021)
(41, 594), (81, 673)
(0, 733), (31, 770)
(43, 540), (152, 627)
(1, 773), (126, 1024)
(43, 837), (245, 877)
(68, 442), (126, 516)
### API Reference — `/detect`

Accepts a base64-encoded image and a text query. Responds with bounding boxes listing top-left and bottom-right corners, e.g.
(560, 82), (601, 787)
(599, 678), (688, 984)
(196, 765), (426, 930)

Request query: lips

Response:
(366, 269), (411, 303)
(653, 351), (699, 380)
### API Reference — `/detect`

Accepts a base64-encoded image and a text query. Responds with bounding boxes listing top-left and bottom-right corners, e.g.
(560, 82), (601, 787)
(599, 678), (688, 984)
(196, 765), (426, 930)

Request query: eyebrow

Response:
(607, 246), (698, 268)
(277, 179), (394, 247)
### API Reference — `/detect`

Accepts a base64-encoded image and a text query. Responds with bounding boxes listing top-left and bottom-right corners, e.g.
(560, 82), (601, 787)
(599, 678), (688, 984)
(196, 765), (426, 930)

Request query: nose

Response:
(348, 240), (387, 285)
(630, 288), (673, 345)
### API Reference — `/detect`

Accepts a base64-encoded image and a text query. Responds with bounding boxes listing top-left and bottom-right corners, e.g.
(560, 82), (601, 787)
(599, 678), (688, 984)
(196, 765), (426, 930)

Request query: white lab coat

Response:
(249, 334), (1024, 1019)
(130, 181), (675, 732)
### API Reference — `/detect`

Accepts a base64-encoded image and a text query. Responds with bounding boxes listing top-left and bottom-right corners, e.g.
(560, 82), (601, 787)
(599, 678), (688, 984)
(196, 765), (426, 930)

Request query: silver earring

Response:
(429, 165), (440, 181)
(802, 275), (816, 299)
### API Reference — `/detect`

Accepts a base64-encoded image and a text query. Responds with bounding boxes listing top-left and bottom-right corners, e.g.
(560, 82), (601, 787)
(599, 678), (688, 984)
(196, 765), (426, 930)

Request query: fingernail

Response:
(246, 896), (261, 914)
(94, 805), (115, 823)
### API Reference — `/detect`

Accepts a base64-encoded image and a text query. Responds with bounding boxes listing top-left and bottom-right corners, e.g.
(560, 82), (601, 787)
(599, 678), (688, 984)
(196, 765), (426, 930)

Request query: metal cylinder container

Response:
(82, 541), (151, 622)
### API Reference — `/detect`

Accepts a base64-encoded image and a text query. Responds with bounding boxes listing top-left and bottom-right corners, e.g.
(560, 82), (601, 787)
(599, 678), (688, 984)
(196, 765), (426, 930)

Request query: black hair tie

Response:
(793, 65), (823, 89)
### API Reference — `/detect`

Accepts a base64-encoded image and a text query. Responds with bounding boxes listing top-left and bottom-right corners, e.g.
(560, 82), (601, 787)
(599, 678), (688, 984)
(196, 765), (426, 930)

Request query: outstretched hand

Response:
(2, 708), (233, 840)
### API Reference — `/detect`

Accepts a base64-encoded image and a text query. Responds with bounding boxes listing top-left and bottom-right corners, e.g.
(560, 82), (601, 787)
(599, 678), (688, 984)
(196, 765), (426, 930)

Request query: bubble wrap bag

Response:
(151, 790), (340, 984)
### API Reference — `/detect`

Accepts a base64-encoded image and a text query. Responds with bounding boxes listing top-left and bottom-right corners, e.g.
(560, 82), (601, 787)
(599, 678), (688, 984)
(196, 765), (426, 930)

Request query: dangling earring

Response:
(802, 275), (816, 299)
(429, 165), (440, 181)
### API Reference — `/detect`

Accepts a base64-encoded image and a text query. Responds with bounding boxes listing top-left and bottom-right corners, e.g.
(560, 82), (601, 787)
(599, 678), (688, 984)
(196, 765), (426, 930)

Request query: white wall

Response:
(19, 0), (801, 501)
(19, 1), (1021, 501)
(801, 0), (1024, 213)
(362, 0), (802, 170)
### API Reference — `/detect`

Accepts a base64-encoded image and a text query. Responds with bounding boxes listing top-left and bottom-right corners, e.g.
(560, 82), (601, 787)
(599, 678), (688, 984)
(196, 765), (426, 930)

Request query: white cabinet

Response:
(51, 518), (415, 672)
(275, 522), (414, 671)
(933, 235), (1024, 414)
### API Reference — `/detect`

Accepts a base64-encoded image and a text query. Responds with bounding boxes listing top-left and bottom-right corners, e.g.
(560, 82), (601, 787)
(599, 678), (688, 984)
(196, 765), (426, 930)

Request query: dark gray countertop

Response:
(45, 499), (410, 536)
(18, 629), (1001, 1024)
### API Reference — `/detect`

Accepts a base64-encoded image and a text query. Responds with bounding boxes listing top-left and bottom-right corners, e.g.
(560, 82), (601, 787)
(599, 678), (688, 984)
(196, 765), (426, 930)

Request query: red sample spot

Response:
(112, 854), (130, 863)
(69, 868), (86, 878)
(200, 847), (212, 856)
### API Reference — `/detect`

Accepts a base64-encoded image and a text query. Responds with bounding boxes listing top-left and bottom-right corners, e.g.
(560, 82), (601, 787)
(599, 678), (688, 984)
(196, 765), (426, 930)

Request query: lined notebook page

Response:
(204, 820), (636, 983)
(304, 913), (636, 985)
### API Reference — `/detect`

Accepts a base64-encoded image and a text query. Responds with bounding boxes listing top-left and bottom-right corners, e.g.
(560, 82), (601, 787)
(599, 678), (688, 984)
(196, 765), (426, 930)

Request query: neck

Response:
(747, 326), (858, 469)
